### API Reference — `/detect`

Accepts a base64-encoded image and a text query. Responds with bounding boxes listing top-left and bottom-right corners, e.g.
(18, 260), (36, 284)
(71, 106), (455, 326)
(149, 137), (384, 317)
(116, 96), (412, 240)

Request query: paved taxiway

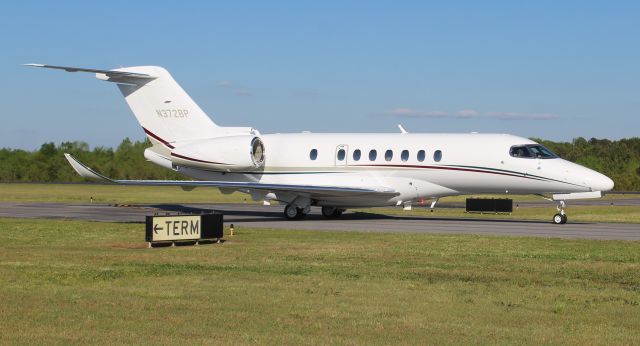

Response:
(1, 202), (638, 240)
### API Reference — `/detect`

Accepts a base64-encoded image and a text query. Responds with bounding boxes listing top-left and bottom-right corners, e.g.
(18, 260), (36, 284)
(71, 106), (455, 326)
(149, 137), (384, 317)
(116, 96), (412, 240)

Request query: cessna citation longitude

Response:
(26, 64), (614, 224)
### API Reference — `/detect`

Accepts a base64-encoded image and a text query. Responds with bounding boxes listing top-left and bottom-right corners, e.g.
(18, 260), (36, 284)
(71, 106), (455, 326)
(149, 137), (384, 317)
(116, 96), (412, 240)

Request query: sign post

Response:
(145, 213), (223, 247)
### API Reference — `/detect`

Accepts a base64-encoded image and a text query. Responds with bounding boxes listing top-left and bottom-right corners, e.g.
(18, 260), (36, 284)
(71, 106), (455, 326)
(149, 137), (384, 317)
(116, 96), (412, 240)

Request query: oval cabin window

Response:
(353, 149), (361, 161)
(417, 150), (425, 162)
(434, 150), (442, 162)
(337, 149), (346, 161)
(385, 150), (393, 161)
(369, 150), (377, 161)
(309, 149), (318, 160)
(401, 150), (409, 162)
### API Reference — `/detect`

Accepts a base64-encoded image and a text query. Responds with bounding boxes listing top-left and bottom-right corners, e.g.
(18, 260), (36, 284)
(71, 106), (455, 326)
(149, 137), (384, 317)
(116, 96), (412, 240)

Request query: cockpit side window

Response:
(528, 145), (557, 158)
(510, 144), (557, 159)
(510, 146), (532, 158)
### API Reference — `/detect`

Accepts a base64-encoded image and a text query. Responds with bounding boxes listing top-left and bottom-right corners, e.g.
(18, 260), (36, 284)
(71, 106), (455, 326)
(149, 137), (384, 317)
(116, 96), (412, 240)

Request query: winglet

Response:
(64, 153), (114, 183)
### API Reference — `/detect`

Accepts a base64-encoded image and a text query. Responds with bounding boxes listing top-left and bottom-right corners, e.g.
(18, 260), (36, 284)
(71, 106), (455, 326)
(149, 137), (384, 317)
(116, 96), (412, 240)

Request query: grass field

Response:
(0, 217), (639, 344)
(0, 183), (249, 204)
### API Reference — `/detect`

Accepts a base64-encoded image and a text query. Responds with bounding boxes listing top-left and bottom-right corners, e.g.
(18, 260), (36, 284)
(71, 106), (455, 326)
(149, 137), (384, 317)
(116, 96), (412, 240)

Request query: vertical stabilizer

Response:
(114, 66), (219, 147)
(25, 64), (255, 150)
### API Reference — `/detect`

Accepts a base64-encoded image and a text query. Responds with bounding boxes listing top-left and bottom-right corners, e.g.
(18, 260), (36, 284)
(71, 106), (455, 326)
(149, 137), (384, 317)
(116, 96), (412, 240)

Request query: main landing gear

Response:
(283, 205), (345, 220)
(283, 204), (309, 220)
(321, 206), (344, 218)
(552, 200), (568, 224)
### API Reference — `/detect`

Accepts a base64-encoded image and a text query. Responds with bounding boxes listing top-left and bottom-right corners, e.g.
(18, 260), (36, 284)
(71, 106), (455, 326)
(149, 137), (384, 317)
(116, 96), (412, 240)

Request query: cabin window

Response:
(385, 150), (393, 161)
(434, 150), (442, 162)
(417, 150), (425, 162)
(369, 149), (377, 161)
(337, 149), (346, 161)
(309, 149), (318, 160)
(353, 149), (361, 161)
(401, 150), (409, 162)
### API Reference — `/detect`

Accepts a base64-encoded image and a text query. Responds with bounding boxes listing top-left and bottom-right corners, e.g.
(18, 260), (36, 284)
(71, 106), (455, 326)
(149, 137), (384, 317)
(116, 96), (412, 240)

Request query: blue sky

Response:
(1, 1), (638, 149)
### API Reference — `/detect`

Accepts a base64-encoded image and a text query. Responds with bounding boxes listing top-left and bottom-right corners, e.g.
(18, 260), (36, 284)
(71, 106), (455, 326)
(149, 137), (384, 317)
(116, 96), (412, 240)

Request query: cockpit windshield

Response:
(509, 144), (557, 159)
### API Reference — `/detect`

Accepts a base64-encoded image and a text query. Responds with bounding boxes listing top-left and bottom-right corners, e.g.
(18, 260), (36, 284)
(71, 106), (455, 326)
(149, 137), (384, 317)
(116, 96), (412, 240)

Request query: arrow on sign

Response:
(153, 224), (163, 234)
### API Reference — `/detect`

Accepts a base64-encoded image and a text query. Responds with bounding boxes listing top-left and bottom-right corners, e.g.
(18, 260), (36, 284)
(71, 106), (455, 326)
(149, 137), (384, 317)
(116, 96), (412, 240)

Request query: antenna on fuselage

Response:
(398, 124), (408, 134)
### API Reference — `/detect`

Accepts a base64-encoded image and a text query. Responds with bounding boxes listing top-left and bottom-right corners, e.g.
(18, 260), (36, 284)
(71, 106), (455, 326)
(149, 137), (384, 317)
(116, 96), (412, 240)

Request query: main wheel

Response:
(321, 206), (343, 218)
(553, 213), (566, 224)
(284, 205), (300, 220)
(321, 206), (336, 218)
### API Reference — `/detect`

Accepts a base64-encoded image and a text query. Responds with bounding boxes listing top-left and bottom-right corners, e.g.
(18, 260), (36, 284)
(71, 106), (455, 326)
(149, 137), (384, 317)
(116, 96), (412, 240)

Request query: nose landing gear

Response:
(552, 200), (568, 224)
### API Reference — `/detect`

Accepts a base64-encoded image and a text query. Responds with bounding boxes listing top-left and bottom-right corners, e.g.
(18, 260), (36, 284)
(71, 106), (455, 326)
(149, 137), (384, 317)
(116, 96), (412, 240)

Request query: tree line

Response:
(534, 137), (640, 191)
(0, 138), (183, 183)
(1, 137), (639, 191)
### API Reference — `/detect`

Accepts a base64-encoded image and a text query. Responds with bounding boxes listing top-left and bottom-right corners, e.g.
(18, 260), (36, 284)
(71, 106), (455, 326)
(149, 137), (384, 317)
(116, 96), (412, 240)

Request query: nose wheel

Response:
(553, 213), (567, 224)
(552, 201), (568, 224)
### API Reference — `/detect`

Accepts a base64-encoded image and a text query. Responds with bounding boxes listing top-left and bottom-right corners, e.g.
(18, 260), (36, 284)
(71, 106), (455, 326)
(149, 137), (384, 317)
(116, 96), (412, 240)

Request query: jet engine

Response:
(170, 136), (265, 171)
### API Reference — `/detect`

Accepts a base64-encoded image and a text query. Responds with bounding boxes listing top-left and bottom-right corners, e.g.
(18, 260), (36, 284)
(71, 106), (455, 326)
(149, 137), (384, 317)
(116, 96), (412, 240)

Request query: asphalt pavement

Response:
(1, 202), (638, 240)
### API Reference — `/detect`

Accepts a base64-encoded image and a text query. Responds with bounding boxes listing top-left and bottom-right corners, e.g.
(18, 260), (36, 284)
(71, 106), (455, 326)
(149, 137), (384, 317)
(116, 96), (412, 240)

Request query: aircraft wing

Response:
(64, 154), (398, 198)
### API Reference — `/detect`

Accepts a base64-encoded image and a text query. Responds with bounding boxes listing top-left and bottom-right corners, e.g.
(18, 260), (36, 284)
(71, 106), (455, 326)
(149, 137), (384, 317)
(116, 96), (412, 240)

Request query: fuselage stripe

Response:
(142, 127), (175, 149)
(443, 164), (583, 187)
(179, 162), (585, 189)
(351, 164), (545, 181)
(171, 152), (230, 166)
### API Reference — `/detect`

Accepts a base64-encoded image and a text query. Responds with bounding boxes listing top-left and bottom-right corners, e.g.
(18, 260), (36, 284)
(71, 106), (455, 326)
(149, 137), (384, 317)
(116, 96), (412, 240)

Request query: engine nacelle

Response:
(170, 136), (265, 171)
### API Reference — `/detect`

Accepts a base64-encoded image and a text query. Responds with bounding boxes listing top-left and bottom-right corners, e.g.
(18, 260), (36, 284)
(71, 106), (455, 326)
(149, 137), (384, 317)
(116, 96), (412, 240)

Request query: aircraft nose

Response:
(589, 172), (615, 192)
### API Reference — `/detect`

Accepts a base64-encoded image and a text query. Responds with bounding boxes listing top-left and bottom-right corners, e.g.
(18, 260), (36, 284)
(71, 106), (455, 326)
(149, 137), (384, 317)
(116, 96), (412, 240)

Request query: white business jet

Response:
(26, 64), (614, 224)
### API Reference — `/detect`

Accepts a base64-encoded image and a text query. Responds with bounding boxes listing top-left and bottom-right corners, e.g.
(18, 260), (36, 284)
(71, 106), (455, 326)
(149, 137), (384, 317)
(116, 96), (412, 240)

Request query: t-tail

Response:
(24, 64), (256, 154)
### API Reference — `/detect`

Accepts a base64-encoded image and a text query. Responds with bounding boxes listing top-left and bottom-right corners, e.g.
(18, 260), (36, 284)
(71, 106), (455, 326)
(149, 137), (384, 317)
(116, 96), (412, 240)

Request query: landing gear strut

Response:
(552, 200), (568, 224)
(284, 204), (308, 220)
(321, 206), (343, 218)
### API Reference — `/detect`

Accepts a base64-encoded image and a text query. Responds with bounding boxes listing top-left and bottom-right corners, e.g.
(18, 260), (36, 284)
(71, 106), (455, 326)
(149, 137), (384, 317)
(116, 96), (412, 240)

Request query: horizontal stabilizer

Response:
(24, 63), (156, 80)
(64, 154), (398, 198)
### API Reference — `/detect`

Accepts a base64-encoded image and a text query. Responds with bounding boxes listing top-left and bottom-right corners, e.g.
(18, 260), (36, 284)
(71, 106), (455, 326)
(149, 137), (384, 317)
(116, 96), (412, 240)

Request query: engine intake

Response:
(170, 135), (265, 171)
(250, 137), (265, 167)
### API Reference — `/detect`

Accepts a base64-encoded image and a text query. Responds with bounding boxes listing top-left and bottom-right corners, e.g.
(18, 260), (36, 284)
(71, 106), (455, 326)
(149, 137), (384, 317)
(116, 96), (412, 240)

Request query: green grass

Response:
(1, 217), (639, 345)
(0, 183), (249, 204)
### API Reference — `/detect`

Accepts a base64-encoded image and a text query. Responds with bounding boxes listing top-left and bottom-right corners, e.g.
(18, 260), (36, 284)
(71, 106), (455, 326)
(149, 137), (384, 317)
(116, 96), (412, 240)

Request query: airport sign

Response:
(145, 213), (223, 243)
